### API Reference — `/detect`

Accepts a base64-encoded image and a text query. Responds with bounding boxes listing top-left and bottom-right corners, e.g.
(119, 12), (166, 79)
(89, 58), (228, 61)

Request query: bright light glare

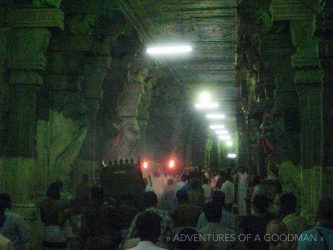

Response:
(227, 153), (237, 159)
(199, 92), (211, 103)
(226, 141), (233, 146)
(206, 114), (225, 119)
(146, 45), (192, 55)
(195, 103), (219, 109)
(209, 125), (224, 129)
(219, 135), (231, 140)
(216, 130), (228, 135)
(143, 161), (148, 169)
(169, 160), (175, 169)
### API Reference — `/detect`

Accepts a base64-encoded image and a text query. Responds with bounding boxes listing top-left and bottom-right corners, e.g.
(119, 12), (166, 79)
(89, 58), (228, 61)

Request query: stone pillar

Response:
(291, 19), (322, 222)
(270, 0), (321, 221)
(79, 55), (110, 161)
(7, 28), (50, 157)
(316, 0), (333, 199)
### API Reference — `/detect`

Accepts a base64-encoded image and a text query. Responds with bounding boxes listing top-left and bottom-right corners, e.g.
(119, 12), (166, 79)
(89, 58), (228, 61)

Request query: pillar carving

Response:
(271, 0), (321, 221)
(104, 54), (149, 160)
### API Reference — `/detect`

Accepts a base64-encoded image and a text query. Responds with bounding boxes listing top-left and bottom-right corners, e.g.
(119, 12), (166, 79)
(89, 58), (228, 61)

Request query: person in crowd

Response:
(187, 178), (204, 208)
(221, 171), (235, 211)
(196, 191), (236, 230)
(266, 219), (288, 250)
(278, 193), (307, 249)
(297, 198), (333, 250)
(238, 194), (274, 250)
(79, 186), (120, 250)
(75, 174), (90, 204)
(201, 177), (212, 203)
(172, 190), (201, 228)
(252, 175), (265, 202)
(198, 202), (244, 250)
(40, 182), (71, 250)
(172, 227), (200, 250)
(0, 193), (29, 250)
(237, 166), (248, 216)
(176, 174), (188, 192)
(144, 178), (154, 192)
(117, 193), (138, 231)
(126, 192), (174, 247)
(128, 211), (166, 250)
(160, 179), (176, 212)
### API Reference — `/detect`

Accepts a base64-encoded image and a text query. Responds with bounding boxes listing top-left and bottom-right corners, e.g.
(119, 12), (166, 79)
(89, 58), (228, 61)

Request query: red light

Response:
(143, 161), (148, 169)
(169, 160), (175, 169)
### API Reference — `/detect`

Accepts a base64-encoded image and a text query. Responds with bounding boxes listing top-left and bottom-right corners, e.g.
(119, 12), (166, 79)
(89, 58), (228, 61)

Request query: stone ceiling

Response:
(118, 0), (239, 129)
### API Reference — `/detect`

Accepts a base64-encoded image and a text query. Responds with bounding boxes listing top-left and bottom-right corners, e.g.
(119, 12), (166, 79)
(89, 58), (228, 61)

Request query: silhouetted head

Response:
(90, 186), (104, 202)
(181, 174), (188, 182)
(212, 191), (225, 208)
(0, 193), (11, 210)
(253, 194), (270, 214)
(176, 189), (189, 204)
(279, 193), (297, 216)
(143, 191), (158, 208)
(173, 227), (200, 250)
(253, 175), (261, 186)
(47, 182), (60, 200)
(204, 202), (222, 223)
(167, 179), (174, 186)
(119, 193), (136, 207)
(317, 198), (333, 225)
(136, 211), (161, 243)
(189, 178), (201, 190)
(82, 174), (89, 183)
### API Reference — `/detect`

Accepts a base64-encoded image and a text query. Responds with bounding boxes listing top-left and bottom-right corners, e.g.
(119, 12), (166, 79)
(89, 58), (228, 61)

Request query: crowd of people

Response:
(0, 167), (333, 249)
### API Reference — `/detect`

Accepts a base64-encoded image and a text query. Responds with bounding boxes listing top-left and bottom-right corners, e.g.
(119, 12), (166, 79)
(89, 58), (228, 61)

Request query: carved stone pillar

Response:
(79, 55), (110, 161)
(7, 28), (50, 157)
(104, 54), (149, 160)
(291, 19), (321, 222)
(270, 0), (321, 221)
(261, 24), (299, 164)
(316, 0), (333, 199)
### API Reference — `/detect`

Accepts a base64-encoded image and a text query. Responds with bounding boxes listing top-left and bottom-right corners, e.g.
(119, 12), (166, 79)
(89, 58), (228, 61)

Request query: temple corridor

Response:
(0, 0), (333, 249)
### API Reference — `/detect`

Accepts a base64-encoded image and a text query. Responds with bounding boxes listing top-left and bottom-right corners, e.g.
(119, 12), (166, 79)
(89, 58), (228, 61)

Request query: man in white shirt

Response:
(221, 173), (234, 211)
(128, 211), (166, 250)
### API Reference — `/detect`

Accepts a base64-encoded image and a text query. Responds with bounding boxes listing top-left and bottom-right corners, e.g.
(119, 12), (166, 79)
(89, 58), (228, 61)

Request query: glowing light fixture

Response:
(146, 45), (192, 55)
(216, 130), (228, 135)
(206, 114), (225, 120)
(199, 92), (211, 103)
(226, 141), (233, 147)
(227, 153), (237, 159)
(195, 103), (219, 109)
(168, 160), (175, 169)
(209, 125), (225, 130)
(143, 161), (148, 169)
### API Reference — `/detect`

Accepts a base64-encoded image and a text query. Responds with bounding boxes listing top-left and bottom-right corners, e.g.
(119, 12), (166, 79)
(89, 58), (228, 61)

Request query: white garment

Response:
(202, 184), (212, 203)
(221, 180), (234, 204)
(128, 241), (167, 250)
(237, 172), (248, 216)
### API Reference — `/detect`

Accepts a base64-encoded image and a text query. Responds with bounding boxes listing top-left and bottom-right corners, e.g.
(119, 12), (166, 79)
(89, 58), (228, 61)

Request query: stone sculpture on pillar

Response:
(104, 54), (149, 160)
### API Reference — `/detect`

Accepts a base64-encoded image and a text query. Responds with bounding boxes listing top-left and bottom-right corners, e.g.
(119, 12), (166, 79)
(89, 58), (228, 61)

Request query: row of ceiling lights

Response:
(146, 44), (236, 159)
(195, 92), (237, 159)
